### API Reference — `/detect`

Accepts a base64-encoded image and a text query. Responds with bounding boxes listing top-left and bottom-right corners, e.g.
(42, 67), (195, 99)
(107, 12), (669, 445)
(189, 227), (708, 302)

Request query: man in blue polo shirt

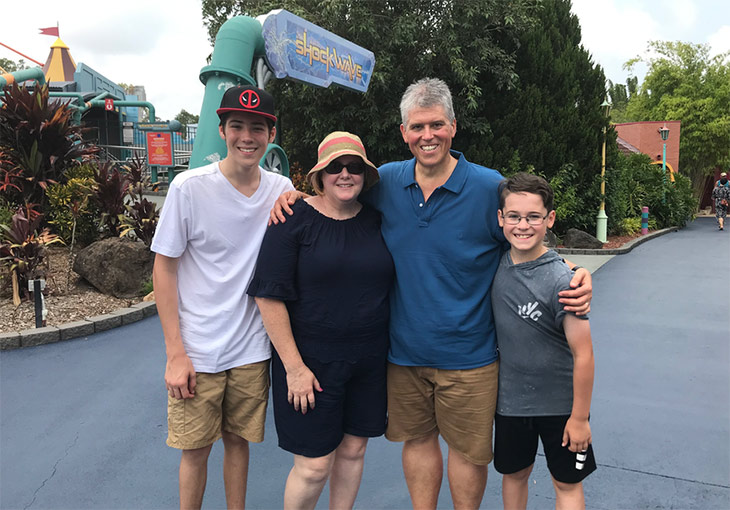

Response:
(272, 78), (592, 509)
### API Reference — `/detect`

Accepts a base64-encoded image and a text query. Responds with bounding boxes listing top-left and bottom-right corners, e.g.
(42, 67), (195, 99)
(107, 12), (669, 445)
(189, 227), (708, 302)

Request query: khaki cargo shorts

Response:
(167, 360), (270, 450)
(385, 361), (499, 465)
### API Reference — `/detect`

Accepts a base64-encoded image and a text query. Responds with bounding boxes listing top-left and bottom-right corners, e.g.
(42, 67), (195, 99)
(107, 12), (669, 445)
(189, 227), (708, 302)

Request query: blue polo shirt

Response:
(363, 151), (507, 369)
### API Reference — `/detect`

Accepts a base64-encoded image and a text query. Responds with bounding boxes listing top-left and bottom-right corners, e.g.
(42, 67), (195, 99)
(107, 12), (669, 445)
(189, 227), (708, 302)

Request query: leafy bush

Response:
(607, 153), (697, 232)
(0, 83), (98, 208)
(0, 149), (23, 196)
(0, 205), (62, 303)
(92, 161), (130, 237)
(45, 165), (98, 245)
(619, 217), (642, 235)
(118, 187), (159, 247)
(118, 158), (160, 247)
(0, 196), (13, 228)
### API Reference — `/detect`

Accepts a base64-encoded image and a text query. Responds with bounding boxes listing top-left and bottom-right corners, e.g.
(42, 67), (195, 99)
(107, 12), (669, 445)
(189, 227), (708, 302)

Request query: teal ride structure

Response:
(190, 9), (375, 177)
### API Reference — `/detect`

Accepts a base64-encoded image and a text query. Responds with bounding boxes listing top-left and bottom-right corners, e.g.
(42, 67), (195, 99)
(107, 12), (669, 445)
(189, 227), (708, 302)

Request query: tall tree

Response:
(175, 109), (200, 139)
(607, 76), (637, 122)
(625, 41), (730, 195)
(477, 0), (609, 183)
(201, 0), (540, 168)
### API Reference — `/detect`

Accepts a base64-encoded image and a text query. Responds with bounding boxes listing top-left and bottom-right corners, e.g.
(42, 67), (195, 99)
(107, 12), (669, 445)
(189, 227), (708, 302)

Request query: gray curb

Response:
(555, 227), (679, 255)
(1, 301), (157, 351)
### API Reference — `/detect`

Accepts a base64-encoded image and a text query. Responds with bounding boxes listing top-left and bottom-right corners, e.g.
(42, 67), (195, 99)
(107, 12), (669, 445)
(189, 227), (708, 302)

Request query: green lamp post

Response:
(659, 123), (670, 202)
(596, 99), (612, 243)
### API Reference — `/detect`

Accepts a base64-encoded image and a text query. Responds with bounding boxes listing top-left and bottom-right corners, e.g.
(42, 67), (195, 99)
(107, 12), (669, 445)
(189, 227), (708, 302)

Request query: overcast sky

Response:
(2, 0), (729, 120)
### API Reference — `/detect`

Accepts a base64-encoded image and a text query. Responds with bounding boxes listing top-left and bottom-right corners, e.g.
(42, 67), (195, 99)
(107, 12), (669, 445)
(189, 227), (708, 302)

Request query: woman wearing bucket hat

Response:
(247, 132), (394, 509)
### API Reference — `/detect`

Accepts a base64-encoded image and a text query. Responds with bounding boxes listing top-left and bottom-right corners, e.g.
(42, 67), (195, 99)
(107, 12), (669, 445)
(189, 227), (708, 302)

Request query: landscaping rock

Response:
(73, 238), (154, 298)
(543, 229), (559, 248)
(563, 229), (603, 249)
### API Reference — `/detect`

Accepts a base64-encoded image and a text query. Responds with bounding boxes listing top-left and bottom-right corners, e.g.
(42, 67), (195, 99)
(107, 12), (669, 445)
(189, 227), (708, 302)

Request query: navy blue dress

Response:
(247, 199), (395, 456)
(248, 199), (394, 361)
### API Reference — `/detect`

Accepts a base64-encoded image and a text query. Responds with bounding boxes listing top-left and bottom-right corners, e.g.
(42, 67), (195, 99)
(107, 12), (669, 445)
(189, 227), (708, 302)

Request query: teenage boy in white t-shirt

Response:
(151, 85), (294, 509)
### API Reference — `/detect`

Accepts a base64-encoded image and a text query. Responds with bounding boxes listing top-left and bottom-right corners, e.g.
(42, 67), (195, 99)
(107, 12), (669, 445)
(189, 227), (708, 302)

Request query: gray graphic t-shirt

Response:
(491, 249), (588, 416)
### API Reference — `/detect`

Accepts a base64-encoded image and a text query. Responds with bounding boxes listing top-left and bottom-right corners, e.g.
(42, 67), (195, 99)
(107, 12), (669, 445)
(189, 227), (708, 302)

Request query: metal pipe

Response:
(85, 99), (156, 121)
(190, 16), (266, 169)
(0, 67), (46, 88)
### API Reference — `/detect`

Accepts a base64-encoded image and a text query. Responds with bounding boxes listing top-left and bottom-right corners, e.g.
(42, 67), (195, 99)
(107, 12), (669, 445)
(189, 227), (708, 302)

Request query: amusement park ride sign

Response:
(261, 10), (375, 93)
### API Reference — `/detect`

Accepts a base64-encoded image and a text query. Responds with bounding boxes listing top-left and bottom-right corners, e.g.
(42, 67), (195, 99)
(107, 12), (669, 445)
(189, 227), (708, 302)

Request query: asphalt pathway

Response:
(1, 217), (728, 509)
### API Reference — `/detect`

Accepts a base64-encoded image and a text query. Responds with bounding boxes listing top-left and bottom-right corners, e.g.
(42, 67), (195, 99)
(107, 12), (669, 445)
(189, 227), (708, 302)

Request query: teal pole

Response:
(189, 16), (266, 169)
(662, 142), (667, 203)
(0, 67), (45, 88)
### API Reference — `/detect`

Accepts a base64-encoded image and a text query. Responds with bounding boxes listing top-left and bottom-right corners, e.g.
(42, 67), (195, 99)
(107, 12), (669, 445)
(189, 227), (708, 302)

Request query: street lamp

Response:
(659, 123), (670, 202)
(596, 99), (611, 243)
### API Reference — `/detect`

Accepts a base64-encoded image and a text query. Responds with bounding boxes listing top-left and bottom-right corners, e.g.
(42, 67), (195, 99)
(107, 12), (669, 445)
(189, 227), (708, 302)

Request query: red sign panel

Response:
(104, 98), (114, 111)
(146, 132), (174, 167)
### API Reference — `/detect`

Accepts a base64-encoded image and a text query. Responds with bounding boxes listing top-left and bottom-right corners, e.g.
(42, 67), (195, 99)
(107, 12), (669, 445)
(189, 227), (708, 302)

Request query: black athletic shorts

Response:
(494, 413), (597, 484)
(271, 350), (387, 458)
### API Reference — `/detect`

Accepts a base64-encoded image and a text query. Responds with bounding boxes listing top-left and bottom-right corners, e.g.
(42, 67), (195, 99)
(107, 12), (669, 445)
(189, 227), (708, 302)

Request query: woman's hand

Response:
(286, 364), (323, 414)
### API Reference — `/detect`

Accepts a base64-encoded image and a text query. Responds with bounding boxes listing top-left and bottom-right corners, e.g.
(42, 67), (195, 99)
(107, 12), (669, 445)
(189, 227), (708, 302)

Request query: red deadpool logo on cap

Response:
(239, 90), (260, 109)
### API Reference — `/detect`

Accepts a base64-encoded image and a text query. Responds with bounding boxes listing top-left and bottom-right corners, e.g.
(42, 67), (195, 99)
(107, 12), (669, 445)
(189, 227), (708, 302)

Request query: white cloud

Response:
(707, 25), (730, 57)
(571, 0), (658, 82)
(667, 0), (699, 31)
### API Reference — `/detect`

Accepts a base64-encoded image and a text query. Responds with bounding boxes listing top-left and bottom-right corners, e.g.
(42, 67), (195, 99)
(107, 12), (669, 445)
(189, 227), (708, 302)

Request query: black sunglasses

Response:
(324, 161), (367, 175)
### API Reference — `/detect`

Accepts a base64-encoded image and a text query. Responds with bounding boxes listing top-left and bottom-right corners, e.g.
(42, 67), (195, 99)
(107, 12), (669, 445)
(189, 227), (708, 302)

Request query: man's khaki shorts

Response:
(385, 361), (499, 465)
(167, 360), (270, 450)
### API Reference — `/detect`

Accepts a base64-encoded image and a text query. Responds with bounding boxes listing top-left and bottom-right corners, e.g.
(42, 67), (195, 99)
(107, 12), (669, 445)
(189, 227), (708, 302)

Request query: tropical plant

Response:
(92, 161), (131, 237)
(118, 190), (159, 247)
(45, 165), (98, 246)
(0, 205), (62, 304)
(0, 83), (99, 207)
(0, 149), (23, 195)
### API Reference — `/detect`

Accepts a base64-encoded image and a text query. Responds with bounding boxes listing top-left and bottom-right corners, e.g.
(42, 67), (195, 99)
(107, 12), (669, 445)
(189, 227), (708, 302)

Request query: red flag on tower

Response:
(39, 26), (59, 37)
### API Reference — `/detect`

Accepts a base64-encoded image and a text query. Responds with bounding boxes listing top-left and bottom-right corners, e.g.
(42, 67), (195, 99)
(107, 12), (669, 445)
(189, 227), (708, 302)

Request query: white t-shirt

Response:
(151, 162), (294, 373)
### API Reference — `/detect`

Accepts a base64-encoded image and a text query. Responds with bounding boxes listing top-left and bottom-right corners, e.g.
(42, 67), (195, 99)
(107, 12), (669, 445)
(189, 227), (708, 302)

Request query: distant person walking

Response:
(712, 173), (729, 231)
(717, 171), (730, 189)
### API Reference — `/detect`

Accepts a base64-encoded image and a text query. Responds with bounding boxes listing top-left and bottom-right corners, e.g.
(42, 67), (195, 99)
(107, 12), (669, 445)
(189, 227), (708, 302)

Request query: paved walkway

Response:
(1, 217), (728, 509)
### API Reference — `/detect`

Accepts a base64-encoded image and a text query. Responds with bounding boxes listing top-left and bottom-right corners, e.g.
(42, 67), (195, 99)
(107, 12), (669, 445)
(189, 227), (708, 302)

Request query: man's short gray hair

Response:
(399, 78), (455, 127)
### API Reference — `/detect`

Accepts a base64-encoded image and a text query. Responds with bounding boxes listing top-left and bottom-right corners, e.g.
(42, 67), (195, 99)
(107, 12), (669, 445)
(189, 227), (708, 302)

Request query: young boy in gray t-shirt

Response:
(491, 172), (596, 509)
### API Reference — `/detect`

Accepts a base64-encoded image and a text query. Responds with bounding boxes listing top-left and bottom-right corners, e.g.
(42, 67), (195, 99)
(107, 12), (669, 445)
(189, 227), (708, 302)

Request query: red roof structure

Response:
(614, 121), (681, 173)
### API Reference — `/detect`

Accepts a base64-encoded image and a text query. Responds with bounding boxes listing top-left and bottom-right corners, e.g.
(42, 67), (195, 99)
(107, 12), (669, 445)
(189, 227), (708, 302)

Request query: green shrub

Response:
(619, 217), (642, 235)
(0, 197), (13, 228)
(45, 166), (99, 245)
(605, 152), (697, 233)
